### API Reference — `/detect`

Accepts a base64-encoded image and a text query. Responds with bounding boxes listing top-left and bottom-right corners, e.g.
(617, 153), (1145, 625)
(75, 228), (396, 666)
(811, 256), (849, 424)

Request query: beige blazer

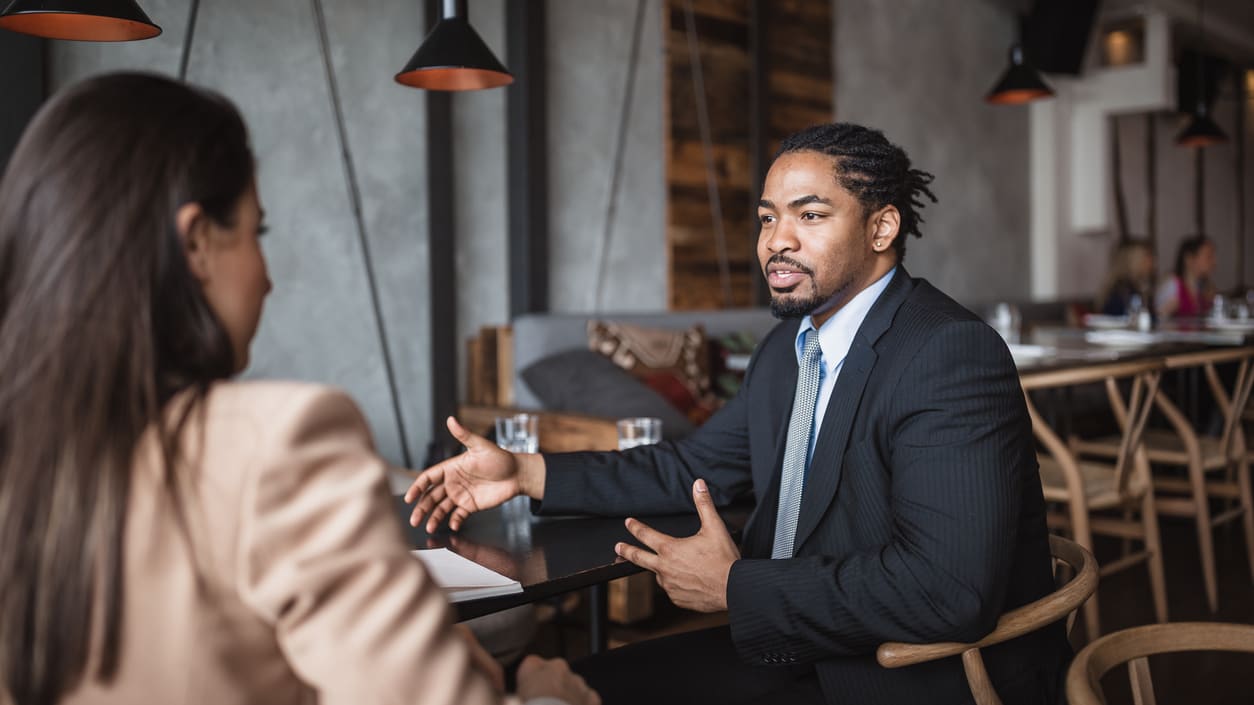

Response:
(63, 381), (499, 705)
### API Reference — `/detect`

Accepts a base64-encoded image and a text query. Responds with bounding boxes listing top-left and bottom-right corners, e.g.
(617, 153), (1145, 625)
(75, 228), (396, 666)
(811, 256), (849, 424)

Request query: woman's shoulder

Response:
(202, 380), (362, 419)
(185, 380), (374, 457)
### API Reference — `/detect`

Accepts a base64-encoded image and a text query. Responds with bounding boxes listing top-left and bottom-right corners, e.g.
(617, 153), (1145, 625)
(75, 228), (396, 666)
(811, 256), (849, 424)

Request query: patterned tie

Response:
(771, 330), (823, 559)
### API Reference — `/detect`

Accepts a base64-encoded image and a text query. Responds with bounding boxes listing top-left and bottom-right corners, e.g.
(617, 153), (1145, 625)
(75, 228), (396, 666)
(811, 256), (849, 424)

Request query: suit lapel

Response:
(791, 268), (913, 553)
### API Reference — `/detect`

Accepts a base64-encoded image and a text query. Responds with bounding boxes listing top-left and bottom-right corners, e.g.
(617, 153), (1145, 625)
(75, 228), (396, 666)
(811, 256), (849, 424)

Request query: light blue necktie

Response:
(771, 331), (823, 559)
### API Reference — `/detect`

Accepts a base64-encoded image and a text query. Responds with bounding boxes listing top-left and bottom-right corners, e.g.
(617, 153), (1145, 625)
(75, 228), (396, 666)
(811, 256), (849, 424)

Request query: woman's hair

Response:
(0, 72), (254, 705)
(1174, 233), (1211, 279)
(1096, 240), (1153, 310)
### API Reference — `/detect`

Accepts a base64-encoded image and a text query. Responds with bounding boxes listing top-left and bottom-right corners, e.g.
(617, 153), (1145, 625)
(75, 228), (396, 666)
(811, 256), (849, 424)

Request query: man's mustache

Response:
(764, 255), (814, 277)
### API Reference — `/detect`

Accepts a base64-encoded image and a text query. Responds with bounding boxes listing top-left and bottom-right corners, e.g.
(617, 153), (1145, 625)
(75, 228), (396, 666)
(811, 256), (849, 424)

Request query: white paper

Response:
(411, 548), (522, 602)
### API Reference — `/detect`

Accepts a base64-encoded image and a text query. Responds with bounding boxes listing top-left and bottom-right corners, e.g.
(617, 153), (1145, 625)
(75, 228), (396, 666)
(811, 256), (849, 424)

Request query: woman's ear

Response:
(176, 202), (211, 283)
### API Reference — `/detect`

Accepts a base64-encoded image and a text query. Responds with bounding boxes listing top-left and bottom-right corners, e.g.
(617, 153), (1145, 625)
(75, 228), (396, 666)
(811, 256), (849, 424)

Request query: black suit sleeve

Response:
(727, 320), (1032, 664)
(537, 363), (758, 517)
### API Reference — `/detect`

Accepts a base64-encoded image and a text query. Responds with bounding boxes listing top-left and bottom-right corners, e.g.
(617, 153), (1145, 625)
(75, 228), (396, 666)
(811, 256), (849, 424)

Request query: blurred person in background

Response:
(1095, 240), (1155, 317)
(1155, 234), (1216, 319)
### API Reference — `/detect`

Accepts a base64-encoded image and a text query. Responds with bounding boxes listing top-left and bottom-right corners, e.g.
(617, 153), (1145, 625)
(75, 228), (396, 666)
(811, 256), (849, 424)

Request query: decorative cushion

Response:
(587, 320), (712, 399)
(520, 349), (695, 440)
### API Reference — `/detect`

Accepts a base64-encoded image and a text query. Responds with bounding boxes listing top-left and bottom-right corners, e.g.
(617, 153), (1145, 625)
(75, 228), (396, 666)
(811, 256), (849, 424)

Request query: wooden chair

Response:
(1019, 359), (1167, 639)
(1072, 347), (1254, 612)
(877, 535), (1097, 705)
(1066, 621), (1254, 705)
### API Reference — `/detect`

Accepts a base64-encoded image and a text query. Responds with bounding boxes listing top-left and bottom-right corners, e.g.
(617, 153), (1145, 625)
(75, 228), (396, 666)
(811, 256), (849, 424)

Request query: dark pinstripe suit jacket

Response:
(541, 268), (1068, 705)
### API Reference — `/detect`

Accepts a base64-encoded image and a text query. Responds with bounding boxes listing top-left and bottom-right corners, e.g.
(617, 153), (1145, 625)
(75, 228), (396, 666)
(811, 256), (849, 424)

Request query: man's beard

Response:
(769, 286), (827, 319)
(764, 253), (829, 319)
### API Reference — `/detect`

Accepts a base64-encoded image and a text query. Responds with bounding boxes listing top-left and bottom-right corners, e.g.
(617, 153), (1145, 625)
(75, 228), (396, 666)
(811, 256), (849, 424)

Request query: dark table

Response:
(394, 494), (750, 653)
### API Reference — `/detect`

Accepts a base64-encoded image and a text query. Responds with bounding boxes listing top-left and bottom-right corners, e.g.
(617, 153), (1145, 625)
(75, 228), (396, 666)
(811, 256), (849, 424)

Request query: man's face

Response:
(756, 150), (896, 327)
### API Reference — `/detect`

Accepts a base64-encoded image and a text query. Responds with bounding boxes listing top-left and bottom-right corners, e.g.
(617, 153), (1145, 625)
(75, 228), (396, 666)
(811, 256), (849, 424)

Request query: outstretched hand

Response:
(404, 416), (523, 533)
(614, 479), (740, 613)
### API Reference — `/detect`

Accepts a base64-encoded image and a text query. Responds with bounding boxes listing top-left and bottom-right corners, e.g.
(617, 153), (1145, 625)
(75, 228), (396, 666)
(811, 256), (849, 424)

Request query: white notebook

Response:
(411, 548), (523, 602)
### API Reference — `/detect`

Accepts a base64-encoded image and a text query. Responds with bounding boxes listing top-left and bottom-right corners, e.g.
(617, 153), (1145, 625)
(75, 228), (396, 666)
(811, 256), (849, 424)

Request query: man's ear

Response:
(868, 205), (901, 253)
(176, 202), (211, 283)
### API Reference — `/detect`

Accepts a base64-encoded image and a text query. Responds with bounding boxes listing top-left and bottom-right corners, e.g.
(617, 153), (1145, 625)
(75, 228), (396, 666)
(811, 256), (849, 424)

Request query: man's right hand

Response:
(516, 655), (600, 705)
(404, 416), (530, 532)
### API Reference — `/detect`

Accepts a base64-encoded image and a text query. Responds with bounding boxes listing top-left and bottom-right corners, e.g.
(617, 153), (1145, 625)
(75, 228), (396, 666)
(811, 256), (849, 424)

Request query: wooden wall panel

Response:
(665, 0), (832, 310)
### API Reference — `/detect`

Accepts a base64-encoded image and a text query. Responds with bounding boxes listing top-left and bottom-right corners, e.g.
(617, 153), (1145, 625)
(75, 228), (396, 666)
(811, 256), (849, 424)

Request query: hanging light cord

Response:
(310, 0), (413, 468)
(1195, 0), (1206, 113)
(683, 0), (733, 307)
(593, 0), (648, 311)
(177, 0), (200, 81)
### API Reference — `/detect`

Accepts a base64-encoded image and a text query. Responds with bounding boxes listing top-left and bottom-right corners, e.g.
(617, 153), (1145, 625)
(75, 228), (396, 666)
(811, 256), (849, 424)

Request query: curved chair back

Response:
(1066, 621), (1254, 705)
(877, 535), (1097, 705)
(1161, 346), (1254, 462)
(1020, 358), (1163, 499)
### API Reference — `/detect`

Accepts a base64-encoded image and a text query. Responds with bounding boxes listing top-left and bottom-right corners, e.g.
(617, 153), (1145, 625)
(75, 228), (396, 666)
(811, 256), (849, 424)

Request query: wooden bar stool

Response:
(1020, 359), (1167, 640)
(1072, 346), (1254, 612)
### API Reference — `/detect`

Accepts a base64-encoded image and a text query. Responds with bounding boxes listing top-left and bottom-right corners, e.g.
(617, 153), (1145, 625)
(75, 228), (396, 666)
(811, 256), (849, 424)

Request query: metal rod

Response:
(748, 0), (769, 307)
(311, 0), (413, 467)
(177, 0), (200, 81)
(1195, 148), (1206, 235)
(593, 0), (648, 311)
(1236, 69), (1247, 290)
(1145, 113), (1157, 251)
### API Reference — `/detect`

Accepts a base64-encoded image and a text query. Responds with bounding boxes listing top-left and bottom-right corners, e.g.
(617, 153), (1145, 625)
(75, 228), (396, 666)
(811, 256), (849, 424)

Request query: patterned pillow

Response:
(587, 320), (713, 407)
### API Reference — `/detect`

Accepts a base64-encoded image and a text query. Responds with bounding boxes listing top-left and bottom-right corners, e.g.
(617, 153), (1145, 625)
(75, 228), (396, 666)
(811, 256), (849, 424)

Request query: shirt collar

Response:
(795, 267), (897, 373)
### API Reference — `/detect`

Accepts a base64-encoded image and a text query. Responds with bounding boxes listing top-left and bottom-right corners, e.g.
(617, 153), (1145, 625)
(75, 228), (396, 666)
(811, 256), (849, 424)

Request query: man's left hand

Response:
(614, 478), (740, 613)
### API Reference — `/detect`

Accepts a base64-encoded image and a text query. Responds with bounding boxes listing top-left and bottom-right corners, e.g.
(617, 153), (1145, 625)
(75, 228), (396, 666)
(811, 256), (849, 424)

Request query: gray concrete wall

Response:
(48, 0), (432, 467)
(546, 0), (666, 314)
(0, 32), (44, 172)
(833, 0), (1032, 305)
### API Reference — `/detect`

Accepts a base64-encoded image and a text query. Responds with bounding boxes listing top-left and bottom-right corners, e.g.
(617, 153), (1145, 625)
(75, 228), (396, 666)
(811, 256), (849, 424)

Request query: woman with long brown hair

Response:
(0, 72), (595, 705)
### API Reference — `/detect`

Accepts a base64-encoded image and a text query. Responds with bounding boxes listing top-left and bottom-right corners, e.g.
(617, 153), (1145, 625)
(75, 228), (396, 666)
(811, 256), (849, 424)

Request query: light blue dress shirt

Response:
(794, 267), (897, 464)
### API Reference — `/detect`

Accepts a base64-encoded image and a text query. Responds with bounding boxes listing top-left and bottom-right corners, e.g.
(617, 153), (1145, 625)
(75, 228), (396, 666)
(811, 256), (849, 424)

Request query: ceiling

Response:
(987, 0), (1254, 64)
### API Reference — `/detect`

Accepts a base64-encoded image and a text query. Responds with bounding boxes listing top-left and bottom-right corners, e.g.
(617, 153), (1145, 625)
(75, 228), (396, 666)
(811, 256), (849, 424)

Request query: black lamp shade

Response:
(1176, 107), (1228, 147)
(986, 45), (1054, 105)
(395, 15), (512, 90)
(0, 0), (161, 41)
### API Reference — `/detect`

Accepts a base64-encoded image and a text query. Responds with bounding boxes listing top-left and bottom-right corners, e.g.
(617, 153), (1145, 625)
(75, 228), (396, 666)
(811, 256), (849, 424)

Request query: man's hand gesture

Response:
(614, 479), (740, 613)
(404, 416), (526, 532)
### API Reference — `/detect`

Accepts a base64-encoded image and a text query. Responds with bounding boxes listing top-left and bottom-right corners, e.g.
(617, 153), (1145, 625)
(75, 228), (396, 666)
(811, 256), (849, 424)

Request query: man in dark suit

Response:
(406, 123), (1068, 705)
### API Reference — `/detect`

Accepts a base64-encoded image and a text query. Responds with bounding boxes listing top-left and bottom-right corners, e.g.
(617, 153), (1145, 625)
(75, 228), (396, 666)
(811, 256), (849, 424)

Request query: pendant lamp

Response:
(0, 0), (161, 41)
(395, 0), (512, 91)
(985, 44), (1054, 105)
(1176, 0), (1227, 147)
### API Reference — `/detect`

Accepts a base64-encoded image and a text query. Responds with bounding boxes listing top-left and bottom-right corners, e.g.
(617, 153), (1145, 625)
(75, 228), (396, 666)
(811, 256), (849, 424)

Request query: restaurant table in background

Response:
(394, 494), (750, 653)
(1008, 320), (1254, 373)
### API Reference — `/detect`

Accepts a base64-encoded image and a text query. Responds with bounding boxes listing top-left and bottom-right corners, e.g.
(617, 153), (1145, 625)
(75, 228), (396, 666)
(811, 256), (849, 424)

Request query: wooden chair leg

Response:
(1071, 501), (1101, 640)
(1140, 492), (1169, 624)
(1238, 458), (1254, 585)
(1189, 460), (1219, 612)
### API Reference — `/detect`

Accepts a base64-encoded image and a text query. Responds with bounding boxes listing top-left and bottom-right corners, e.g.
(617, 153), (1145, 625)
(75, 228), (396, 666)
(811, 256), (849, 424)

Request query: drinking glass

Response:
(988, 302), (1021, 344)
(617, 417), (662, 450)
(495, 413), (539, 454)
